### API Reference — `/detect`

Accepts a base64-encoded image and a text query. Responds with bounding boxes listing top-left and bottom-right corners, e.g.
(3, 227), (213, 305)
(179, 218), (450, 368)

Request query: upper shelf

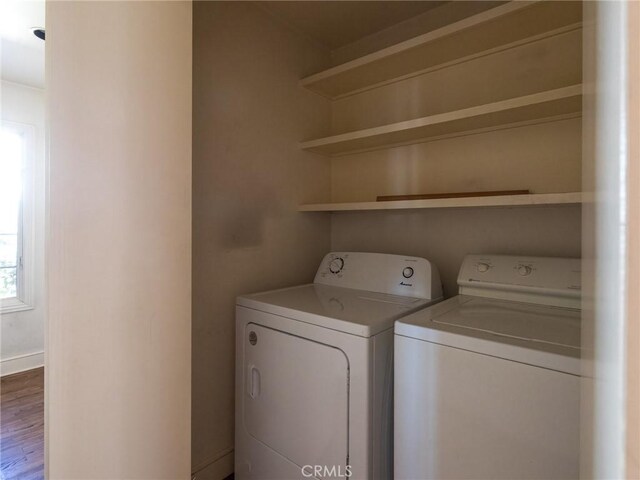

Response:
(300, 1), (583, 99)
(300, 85), (582, 156)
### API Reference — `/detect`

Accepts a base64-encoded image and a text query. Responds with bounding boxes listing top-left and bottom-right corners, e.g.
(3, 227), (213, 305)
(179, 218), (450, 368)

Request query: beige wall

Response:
(192, 3), (331, 477)
(330, 118), (582, 202)
(626, 3), (640, 476)
(331, 206), (581, 298)
(46, 2), (192, 478)
(580, 2), (637, 479)
(581, 1), (640, 477)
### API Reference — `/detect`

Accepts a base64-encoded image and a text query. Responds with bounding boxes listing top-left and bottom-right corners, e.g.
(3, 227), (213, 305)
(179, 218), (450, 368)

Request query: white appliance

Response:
(235, 252), (443, 479)
(394, 254), (581, 480)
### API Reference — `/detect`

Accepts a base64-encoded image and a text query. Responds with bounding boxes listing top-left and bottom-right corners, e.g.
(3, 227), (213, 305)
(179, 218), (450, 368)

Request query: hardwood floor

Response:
(1, 368), (44, 480)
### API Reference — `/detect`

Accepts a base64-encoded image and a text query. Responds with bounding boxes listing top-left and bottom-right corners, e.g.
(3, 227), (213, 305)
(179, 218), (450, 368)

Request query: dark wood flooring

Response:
(1, 368), (44, 480)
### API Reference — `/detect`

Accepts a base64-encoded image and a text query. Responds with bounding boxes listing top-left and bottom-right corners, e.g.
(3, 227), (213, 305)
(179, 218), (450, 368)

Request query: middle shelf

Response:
(300, 85), (582, 156)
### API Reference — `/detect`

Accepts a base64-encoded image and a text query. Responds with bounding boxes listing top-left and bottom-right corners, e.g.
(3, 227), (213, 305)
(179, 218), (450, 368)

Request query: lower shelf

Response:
(299, 192), (582, 212)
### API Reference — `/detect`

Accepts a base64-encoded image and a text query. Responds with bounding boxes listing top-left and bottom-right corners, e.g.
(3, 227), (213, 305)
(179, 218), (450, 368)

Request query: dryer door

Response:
(243, 323), (349, 472)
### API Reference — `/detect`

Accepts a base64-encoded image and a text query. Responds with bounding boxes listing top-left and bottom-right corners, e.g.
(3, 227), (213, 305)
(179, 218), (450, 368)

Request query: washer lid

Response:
(238, 284), (436, 337)
(395, 295), (581, 375)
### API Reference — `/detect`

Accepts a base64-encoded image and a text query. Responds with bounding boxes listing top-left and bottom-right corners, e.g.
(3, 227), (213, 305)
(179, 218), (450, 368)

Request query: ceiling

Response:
(0, 0), (45, 89)
(261, 1), (446, 50)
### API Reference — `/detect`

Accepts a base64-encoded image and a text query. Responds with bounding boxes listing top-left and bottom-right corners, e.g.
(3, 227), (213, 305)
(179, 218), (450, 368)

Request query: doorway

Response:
(0, 1), (46, 478)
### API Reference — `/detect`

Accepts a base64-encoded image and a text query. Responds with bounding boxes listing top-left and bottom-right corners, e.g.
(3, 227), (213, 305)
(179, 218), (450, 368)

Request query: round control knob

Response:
(518, 265), (532, 276)
(477, 263), (490, 273)
(329, 257), (344, 274)
(402, 267), (414, 279)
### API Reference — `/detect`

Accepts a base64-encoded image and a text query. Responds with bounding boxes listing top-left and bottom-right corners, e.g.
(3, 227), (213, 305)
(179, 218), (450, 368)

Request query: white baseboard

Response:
(1, 351), (44, 377)
(192, 448), (234, 480)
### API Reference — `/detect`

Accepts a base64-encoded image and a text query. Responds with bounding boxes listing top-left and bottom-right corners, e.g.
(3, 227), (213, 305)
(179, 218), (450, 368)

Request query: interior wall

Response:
(192, 3), (331, 477)
(580, 1), (630, 477)
(46, 2), (192, 478)
(331, 206), (581, 298)
(626, 3), (640, 475)
(0, 80), (45, 375)
(330, 118), (581, 202)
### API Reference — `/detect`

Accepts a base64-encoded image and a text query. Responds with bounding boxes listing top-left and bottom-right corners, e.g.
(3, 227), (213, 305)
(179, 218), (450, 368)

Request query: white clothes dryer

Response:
(235, 252), (443, 480)
(394, 254), (581, 480)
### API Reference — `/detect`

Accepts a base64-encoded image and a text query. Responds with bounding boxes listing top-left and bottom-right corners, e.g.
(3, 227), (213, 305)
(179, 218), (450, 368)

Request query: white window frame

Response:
(1, 121), (35, 314)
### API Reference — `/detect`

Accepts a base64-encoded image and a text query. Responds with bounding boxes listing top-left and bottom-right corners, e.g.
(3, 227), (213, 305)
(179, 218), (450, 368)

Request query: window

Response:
(1, 122), (35, 313)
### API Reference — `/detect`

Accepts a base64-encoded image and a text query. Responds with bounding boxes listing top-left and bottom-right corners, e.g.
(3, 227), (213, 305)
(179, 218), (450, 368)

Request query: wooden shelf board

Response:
(299, 192), (583, 212)
(301, 1), (582, 99)
(301, 85), (582, 156)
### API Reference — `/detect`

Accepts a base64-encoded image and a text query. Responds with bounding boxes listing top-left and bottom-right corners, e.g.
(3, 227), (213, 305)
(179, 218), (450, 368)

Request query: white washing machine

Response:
(394, 254), (581, 480)
(235, 252), (443, 480)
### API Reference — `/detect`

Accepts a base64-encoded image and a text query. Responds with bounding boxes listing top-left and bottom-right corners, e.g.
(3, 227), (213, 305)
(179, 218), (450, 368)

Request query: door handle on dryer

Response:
(247, 365), (261, 399)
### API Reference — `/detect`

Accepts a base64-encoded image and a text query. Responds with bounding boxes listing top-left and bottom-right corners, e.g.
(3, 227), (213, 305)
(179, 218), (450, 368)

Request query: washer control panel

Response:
(458, 254), (581, 308)
(314, 252), (442, 300)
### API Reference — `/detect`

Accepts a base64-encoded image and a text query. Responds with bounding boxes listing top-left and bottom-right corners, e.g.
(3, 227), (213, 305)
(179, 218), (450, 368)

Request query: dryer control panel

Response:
(314, 252), (443, 300)
(458, 254), (581, 308)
